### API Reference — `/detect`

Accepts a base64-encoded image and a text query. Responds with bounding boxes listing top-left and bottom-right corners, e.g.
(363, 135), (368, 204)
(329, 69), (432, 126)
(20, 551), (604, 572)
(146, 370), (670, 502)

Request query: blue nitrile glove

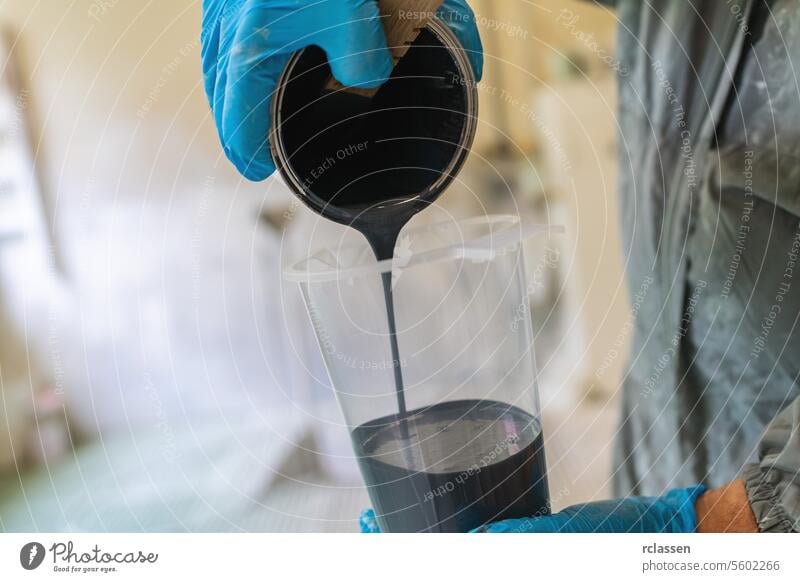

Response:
(476, 486), (707, 533)
(360, 508), (381, 533)
(201, 0), (484, 181)
(359, 486), (707, 533)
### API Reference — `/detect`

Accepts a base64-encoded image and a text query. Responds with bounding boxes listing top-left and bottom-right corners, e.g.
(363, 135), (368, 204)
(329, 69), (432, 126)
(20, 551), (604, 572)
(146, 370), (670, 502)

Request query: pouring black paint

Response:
(272, 24), (550, 531)
(272, 26), (474, 418)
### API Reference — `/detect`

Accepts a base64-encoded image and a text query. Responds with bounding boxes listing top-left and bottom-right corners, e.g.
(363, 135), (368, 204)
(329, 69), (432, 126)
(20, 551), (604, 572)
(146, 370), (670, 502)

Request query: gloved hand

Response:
(359, 486), (707, 533)
(359, 508), (381, 534)
(476, 486), (707, 533)
(201, 0), (484, 181)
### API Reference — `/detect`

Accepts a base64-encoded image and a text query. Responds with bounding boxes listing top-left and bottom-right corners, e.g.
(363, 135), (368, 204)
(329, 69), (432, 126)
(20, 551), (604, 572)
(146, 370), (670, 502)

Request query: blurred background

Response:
(0, 0), (627, 531)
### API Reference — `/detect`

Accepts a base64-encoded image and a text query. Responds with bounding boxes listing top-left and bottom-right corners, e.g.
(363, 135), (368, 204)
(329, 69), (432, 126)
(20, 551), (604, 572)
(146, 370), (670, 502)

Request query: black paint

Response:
(273, 27), (474, 418)
(272, 27), (471, 232)
(353, 399), (551, 533)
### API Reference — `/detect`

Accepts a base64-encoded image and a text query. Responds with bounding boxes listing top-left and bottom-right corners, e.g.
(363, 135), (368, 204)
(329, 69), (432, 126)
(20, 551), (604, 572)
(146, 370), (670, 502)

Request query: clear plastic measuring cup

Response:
(285, 215), (556, 532)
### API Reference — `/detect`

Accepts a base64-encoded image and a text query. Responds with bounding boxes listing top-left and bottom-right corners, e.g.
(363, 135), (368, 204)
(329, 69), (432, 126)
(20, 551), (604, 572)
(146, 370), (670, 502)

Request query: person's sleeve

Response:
(741, 396), (800, 532)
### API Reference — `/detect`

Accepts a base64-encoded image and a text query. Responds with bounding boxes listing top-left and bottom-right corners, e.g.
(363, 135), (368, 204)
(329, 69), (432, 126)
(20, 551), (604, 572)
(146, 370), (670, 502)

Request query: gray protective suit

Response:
(598, 0), (799, 531)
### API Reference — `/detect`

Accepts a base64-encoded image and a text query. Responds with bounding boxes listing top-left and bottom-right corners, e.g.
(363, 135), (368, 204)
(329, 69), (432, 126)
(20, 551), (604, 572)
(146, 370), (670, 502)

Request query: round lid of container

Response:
(270, 18), (479, 228)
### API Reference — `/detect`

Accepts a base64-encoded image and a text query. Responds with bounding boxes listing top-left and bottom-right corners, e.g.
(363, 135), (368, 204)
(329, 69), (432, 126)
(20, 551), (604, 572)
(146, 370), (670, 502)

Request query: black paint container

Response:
(270, 18), (478, 255)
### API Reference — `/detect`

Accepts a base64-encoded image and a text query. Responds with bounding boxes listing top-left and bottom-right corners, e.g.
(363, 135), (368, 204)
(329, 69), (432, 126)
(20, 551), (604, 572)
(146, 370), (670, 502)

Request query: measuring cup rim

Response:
(283, 214), (563, 284)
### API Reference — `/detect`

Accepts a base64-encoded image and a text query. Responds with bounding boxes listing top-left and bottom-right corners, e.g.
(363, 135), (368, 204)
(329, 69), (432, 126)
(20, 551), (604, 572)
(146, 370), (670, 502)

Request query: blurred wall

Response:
(0, 1), (311, 444)
(470, 0), (617, 154)
(1, 1), (251, 200)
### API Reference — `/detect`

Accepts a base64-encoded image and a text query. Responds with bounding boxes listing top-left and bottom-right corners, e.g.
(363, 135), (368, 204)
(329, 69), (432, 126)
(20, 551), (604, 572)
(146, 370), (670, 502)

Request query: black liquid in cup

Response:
(353, 399), (551, 533)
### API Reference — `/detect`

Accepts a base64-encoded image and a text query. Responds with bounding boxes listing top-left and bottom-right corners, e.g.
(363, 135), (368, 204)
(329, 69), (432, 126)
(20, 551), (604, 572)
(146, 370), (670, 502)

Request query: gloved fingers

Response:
(220, 50), (287, 180)
(316, 0), (393, 88)
(437, 0), (483, 81)
(206, 0), (250, 158)
(219, 0), (392, 180)
(359, 508), (381, 533)
(221, 0), (309, 180)
(477, 487), (708, 533)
